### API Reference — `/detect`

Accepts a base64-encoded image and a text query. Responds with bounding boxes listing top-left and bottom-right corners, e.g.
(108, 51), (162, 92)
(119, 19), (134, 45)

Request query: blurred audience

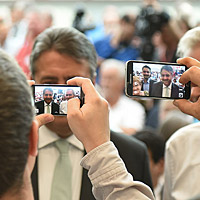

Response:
(135, 0), (170, 61)
(99, 58), (145, 135)
(15, 8), (53, 79)
(134, 129), (165, 200)
(86, 5), (120, 44)
(72, 5), (95, 34)
(0, 16), (9, 47)
(3, 1), (29, 57)
(94, 14), (139, 65)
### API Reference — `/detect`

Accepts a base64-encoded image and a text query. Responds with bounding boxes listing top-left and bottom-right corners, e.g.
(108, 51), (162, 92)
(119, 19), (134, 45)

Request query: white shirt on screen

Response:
(162, 83), (172, 97)
(44, 102), (52, 114)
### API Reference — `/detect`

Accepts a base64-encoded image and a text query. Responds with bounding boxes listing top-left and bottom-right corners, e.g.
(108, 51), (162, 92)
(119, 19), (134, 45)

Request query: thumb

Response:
(67, 97), (81, 116)
(35, 114), (54, 128)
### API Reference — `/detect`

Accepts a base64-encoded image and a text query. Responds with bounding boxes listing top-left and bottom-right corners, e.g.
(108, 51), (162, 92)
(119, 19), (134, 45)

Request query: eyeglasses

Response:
(66, 94), (73, 96)
(161, 74), (170, 77)
(44, 94), (53, 97)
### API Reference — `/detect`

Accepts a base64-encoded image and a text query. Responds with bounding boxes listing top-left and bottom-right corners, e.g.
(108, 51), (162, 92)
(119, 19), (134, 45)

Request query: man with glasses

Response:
(60, 88), (75, 114)
(35, 87), (60, 114)
(150, 65), (180, 98)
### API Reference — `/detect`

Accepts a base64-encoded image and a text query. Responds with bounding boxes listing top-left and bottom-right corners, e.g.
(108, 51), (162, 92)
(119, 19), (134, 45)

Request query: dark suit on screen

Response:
(150, 81), (181, 98)
(35, 100), (59, 115)
(31, 130), (153, 200)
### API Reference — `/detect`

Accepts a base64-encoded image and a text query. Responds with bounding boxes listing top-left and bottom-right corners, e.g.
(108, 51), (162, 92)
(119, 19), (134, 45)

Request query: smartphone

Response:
(125, 60), (191, 99)
(32, 84), (84, 115)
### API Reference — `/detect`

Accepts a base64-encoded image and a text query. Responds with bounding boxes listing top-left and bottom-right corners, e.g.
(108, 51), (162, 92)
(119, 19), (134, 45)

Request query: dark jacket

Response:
(35, 100), (59, 115)
(150, 81), (180, 98)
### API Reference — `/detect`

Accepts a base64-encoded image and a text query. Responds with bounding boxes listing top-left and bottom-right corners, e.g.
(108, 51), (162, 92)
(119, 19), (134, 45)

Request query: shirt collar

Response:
(163, 82), (172, 90)
(38, 125), (84, 152)
(143, 79), (150, 84)
(44, 101), (52, 106)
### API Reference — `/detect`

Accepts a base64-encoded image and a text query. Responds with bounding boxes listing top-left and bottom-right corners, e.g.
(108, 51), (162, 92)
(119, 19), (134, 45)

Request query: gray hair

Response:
(30, 27), (97, 79)
(100, 58), (125, 79)
(0, 49), (34, 196)
(161, 65), (173, 75)
(43, 87), (53, 95)
(177, 27), (200, 57)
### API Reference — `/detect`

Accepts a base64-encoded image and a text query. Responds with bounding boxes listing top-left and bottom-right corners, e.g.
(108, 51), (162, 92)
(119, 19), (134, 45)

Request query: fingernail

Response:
(173, 100), (178, 107)
(46, 115), (54, 122)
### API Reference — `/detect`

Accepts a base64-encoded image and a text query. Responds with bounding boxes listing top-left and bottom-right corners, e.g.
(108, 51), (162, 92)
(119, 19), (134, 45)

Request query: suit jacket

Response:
(141, 79), (156, 95)
(150, 81), (180, 98)
(35, 100), (59, 115)
(31, 130), (153, 200)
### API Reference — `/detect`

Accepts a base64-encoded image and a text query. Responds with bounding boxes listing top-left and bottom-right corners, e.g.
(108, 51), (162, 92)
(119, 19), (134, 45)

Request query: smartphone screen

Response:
(32, 84), (83, 115)
(125, 60), (191, 99)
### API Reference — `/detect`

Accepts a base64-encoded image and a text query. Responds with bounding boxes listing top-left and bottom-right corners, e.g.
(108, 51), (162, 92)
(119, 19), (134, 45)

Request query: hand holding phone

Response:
(173, 57), (200, 120)
(66, 77), (110, 153)
(125, 60), (191, 99)
(32, 84), (84, 115)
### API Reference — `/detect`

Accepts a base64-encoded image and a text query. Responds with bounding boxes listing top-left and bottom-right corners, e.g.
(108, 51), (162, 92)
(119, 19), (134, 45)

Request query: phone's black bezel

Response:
(32, 84), (84, 115)
(125, 60), (191, 100)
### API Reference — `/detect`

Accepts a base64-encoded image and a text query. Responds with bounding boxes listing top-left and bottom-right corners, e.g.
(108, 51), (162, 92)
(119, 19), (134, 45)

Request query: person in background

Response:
(15, 8), (50, 79)
(30, 27), (153, 200)
(133, 76), (145, 96)
(163, 27), (200, 200)
(3, 1), (29, 57)
(94, 14), (140, 65)
(134, 129), (165, 200)
(0, 16), (9, 47)
(99, 58), (146, 135)
(60, 89), (75, 114)
(141, 65), (155, 95)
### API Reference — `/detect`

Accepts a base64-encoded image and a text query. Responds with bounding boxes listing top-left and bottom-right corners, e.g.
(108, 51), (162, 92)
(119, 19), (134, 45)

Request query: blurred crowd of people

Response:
(1, 0), (200, 199)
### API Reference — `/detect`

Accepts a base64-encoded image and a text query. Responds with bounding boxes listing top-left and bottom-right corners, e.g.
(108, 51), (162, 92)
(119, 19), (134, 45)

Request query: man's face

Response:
(43, 90), (53, 104)
(100, 67), (124, 100)
(142, 67), (151, 80)
(34, 50), (91, 137)
(66, 90), (75, 101)
(160, 69), (172, 87)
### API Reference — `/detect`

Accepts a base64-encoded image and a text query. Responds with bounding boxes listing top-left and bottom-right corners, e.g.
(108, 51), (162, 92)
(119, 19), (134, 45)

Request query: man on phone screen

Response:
(35, 88), (59, 115)
(60, 88), (75, 114)
(150, 65), (181, 98)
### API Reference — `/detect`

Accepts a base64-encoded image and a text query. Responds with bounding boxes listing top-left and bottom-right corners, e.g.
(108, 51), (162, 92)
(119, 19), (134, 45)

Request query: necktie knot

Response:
(55, 139), (70, 155)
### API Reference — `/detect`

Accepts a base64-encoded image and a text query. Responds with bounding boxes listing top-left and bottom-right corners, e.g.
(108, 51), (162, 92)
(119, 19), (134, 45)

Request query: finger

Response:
(177, 57), (200, 68)
(35, 114), (54, 128)
(173, 99), (198, 118)
(67, 98), (81, 117)
(28, 80), (35, 86)
(190, 87), (200, 102)
(179, 66), (200, 86)
(67, 77), (101, 102)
